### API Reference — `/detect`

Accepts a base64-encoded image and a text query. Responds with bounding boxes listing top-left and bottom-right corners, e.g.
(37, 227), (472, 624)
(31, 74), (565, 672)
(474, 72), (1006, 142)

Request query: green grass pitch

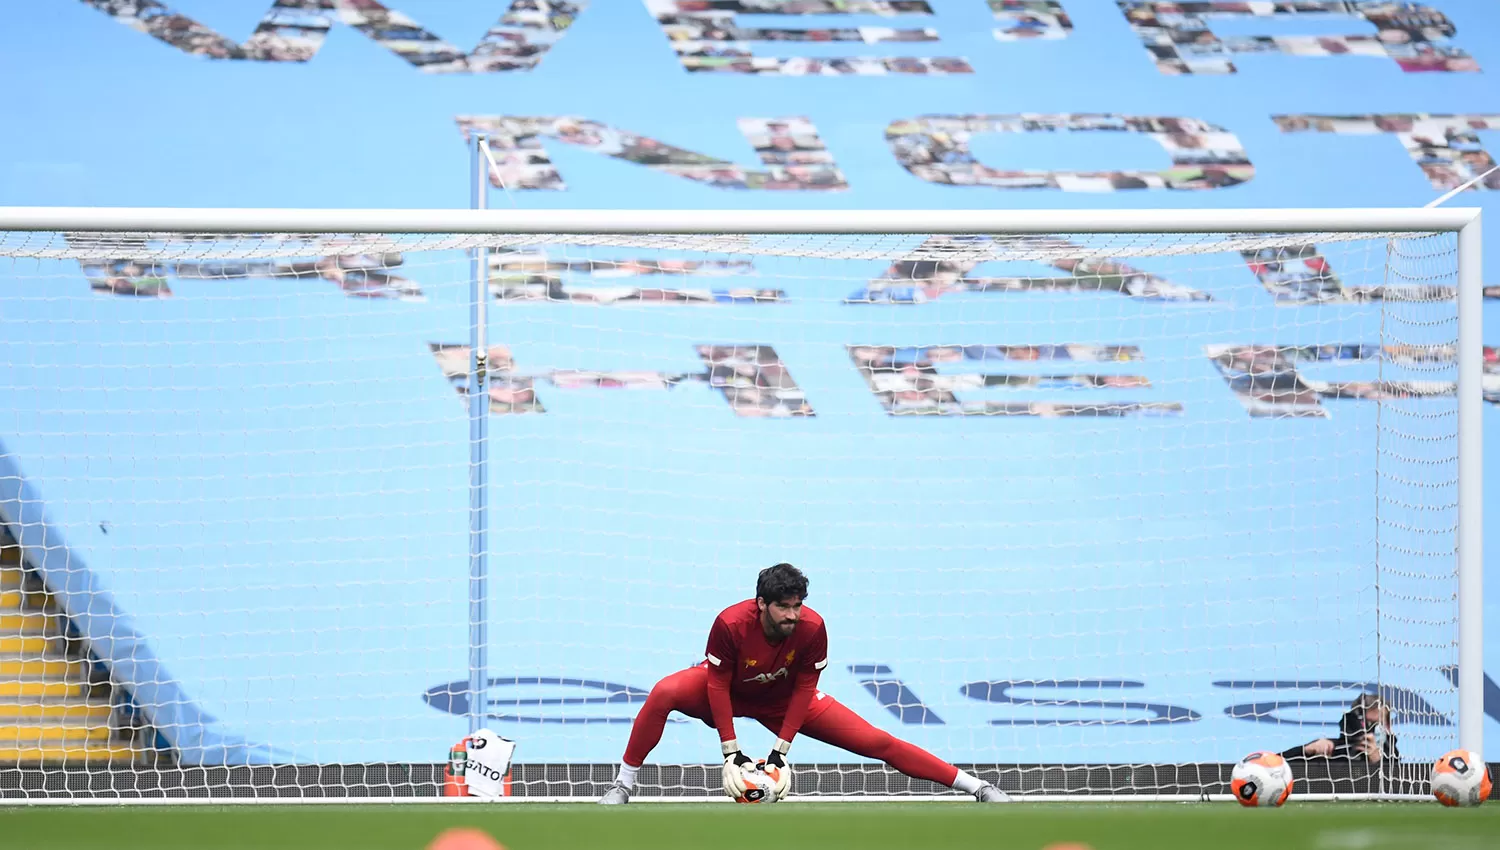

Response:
(2, 803), (1498, 850)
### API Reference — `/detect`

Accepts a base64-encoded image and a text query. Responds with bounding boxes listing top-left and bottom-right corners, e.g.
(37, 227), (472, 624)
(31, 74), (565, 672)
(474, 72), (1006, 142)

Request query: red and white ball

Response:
(735, 765), (781, 804)
(1231, 751), (1294, 808)
(1431, 749), (1491, 808)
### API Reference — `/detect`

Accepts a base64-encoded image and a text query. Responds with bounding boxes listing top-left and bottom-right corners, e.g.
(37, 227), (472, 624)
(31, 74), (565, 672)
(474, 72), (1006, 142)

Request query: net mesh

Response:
(0, 226), (1468, 800)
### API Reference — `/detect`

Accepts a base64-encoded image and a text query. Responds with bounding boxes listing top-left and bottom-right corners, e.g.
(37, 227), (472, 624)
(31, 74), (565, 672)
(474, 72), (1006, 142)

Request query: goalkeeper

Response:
(598, 563), (1009, 803)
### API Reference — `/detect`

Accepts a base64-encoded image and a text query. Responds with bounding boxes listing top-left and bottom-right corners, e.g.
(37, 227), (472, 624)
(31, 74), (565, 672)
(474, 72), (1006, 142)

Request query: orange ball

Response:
(427, 827), (506, 850)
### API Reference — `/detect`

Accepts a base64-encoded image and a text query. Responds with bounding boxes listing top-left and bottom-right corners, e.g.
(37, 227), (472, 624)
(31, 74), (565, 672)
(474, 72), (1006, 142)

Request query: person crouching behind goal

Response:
(598, 563), (1009, 803)
(1282, 692), (1399, 768)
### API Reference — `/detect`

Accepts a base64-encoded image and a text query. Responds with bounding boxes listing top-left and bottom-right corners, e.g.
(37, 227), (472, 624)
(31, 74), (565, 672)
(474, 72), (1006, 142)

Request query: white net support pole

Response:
(467, 138), (492, 739)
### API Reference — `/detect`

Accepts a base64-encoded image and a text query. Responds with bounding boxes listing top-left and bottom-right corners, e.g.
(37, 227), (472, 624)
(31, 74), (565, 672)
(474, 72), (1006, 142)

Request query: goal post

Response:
(1455, 212), (1485, 764)
(0, 206), (1483, 802)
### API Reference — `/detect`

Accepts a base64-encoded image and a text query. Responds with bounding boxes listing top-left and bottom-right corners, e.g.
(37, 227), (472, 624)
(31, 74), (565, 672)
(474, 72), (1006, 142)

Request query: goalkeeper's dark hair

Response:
(756, 563), (808, 604)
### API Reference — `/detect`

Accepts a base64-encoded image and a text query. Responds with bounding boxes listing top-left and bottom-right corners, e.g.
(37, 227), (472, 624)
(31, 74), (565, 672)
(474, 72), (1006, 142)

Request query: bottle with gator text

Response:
(442, 737), (470, 797)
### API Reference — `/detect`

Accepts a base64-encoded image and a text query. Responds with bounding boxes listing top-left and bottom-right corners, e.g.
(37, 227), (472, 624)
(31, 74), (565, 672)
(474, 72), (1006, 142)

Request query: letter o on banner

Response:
(886, 114), (1254, 191)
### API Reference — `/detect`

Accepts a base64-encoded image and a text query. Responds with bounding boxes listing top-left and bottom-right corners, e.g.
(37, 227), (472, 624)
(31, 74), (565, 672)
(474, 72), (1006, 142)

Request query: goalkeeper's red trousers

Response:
(620, 665), (960, 787)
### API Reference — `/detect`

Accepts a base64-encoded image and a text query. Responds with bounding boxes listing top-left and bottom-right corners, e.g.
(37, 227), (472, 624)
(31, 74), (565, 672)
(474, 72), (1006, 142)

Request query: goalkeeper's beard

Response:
(766, 616), (796, 640)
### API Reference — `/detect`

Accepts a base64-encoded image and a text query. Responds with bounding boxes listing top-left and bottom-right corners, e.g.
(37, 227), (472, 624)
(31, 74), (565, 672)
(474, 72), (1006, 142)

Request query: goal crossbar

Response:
(0, 206), (1480, 235)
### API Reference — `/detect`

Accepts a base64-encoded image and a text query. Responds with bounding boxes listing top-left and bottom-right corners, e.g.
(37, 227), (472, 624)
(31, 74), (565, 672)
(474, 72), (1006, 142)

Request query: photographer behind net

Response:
(1282, 693), (1400, 771)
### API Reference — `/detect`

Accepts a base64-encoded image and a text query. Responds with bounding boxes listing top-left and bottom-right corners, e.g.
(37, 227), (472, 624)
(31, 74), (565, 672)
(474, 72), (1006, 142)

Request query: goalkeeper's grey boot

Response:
(974, 783), (1012, 803)
(597, 782), (631, 805)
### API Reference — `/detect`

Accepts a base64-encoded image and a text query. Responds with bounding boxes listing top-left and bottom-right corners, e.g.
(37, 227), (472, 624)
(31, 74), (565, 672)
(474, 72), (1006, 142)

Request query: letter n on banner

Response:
(456, 116), (847, 191)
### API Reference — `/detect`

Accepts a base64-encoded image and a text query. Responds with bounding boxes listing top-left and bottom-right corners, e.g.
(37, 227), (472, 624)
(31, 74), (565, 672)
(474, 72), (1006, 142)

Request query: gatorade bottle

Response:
(442, 737), (470, 797)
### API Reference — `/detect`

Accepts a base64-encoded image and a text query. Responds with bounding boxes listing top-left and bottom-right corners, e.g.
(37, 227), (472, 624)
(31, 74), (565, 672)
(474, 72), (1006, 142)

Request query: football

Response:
(735, 766), (781, 804)
(1230, 751), (1294, 808)
(1431, 749), (1491, 807)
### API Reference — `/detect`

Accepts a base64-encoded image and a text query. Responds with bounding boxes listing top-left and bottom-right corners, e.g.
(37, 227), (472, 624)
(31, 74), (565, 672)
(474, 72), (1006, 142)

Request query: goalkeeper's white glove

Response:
(764, 738), (793, 799)
(721, 739), (754, 799)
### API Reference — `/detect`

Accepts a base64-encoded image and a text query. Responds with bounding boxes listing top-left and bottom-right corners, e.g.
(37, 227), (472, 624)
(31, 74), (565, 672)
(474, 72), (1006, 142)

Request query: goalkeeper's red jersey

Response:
(703, 599), (828, 706)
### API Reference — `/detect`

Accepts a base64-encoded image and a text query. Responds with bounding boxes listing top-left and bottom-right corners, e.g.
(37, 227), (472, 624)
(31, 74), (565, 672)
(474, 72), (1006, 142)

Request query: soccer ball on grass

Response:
(1230, 751), (1294, 808)
(1431, 749), (1491, 807)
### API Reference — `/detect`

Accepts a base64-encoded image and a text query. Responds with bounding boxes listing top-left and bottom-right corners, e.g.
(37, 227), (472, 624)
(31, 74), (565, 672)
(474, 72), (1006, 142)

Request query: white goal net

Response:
(0, 211), (1483, 801)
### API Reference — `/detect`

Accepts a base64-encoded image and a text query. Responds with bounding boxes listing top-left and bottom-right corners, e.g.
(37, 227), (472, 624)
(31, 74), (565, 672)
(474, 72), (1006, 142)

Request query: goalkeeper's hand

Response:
(721, 739), (755, 799)
(764, 738), (792, 799)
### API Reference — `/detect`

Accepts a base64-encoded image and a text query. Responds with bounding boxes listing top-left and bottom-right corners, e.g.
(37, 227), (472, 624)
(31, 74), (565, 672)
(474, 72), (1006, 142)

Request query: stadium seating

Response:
(0, 530), (132, 765)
